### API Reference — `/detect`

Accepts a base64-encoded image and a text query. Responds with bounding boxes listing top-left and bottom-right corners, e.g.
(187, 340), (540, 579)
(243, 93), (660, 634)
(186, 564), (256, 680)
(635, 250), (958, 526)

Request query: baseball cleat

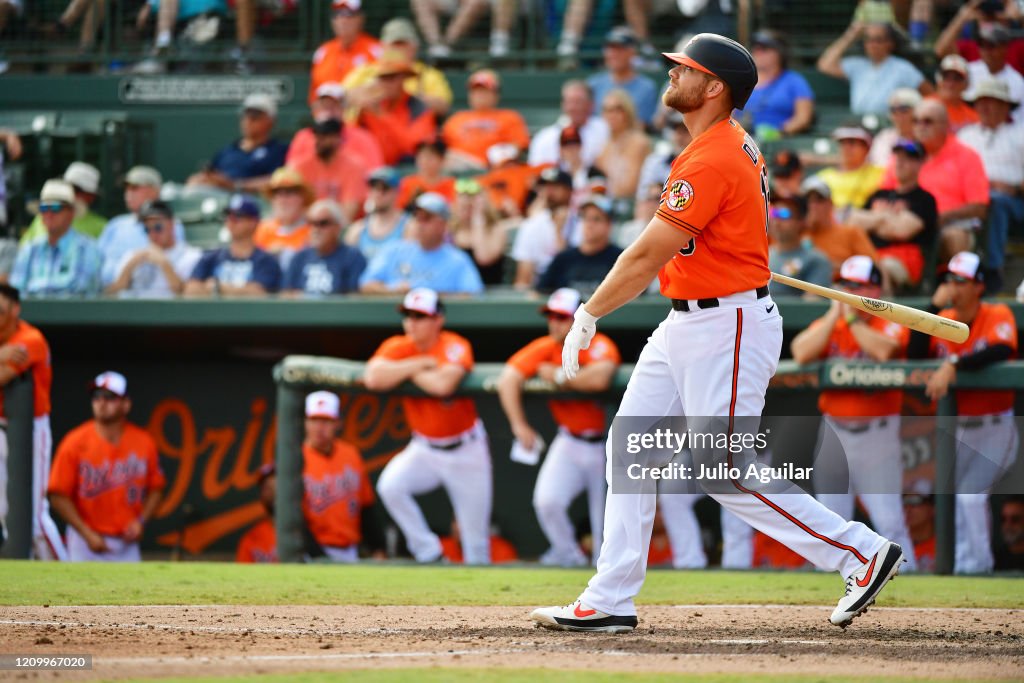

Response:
(830, 541), (906, 628)
(530, 600), (638, 633)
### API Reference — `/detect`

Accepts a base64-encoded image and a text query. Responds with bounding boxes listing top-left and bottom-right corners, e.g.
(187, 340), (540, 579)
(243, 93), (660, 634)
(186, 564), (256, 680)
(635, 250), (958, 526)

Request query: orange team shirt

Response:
(753, 530), (809, 569)
(479, 164), (543, 214)
(47, 422), (166, 537)
(309, 34), (383, 103)
(357, 94), (437, 166)
(810, 223), (878, 276)
(441, 109), (531, 166)
(254, 219), (311, 254)
(290, 154), (370, 210)
(286, 126), (384, 172)
(930, 302), (1017, 416)
(655, 118), (771, 300)
(0, 320), (51, 418)
(397, 175), (457, 210)
(440, 534), (518, 563)
(371, 331), (478, 439)
(236, 517), (278, 563)
(927, 95), (979, 133)
(302, 440), (374, 548)
(507, 333), (620, 435)
(815, 315), (909, 418)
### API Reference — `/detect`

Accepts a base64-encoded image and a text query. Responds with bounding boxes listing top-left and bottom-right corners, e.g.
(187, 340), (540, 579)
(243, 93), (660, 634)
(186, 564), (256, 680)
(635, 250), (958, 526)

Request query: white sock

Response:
(155, 31), (171, 48)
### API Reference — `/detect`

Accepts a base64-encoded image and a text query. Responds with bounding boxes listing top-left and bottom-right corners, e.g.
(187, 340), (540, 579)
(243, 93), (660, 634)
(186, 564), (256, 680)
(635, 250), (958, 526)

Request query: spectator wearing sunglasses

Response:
(11, 179), (101, 297)
(869, 88), (922, 168)
(767, 196), (832, 298)
(282, 199), (366, 296)
(20, 161), (106, 246)
(941, 23), (1024, 128)
(105, 200), (200, 298)
(926, 55), (979, 135)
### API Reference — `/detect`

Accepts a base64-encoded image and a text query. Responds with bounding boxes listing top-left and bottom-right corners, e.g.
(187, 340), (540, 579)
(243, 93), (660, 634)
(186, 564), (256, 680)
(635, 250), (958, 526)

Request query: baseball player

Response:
(0, 283), (66, 559)
(908, 251), (1018, 574)
(532, 34), (905, 633)
(656, 494), (754, 568)
(791, 255), (917, 571)
(367, 288), (493, 564)
(47, 372), (165, 562)
(237, 462), (278, 563)
(302, 390), (375, 562)
(497, 287), (621, 566)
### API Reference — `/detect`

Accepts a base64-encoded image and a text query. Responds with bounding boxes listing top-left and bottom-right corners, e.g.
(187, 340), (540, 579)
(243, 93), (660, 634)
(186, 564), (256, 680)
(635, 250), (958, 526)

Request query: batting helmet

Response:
(663, 33), (758, 109)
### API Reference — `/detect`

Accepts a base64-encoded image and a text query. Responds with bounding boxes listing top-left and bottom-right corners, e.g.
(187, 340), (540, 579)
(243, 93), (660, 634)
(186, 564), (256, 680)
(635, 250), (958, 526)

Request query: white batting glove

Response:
(562, 306), (599, 379)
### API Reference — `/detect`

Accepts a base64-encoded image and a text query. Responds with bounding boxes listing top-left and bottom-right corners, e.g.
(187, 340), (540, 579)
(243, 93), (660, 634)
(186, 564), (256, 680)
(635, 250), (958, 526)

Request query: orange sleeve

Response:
(505, 111), (531, 151)
(355, 450), (374, 507)
(47, 431), (80, 497)
(440, 334), (474, 371)
(654, 161), (728, 237)
(878, 320), (910, 355)
(143, 433), (166, 492)
(985, 305), (1018, 352)
(236, 532), (256, 563)
(851, 227), (878, 260)
(582, 334), (621, 365)
(372, 335), (412, 361)
(507, 338), (555, 378)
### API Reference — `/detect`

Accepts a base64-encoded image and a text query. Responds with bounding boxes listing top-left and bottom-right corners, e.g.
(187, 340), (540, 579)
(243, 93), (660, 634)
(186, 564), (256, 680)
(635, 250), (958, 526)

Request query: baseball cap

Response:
(486, 142), (519, 167)
(468, 69), (500, 90)
(838, 255), (882, 286)
(979, 24), (1010, 45)
(888, 87), (922, 109)
(331, 0), (361, 15)
(770, 148), (801, 178)
(800, 175), (832, 200)
(891, 138), (925, 159)
(938, 54), (969, 76)
(125, 165), (162, 188)
(413, 192), (450, 219)
(39, 179), (77, 205)
(225, 193), (261, 218)
(832, 123), (872, 145)
(559, 125), (583, 145)
(376, 49), (415, 77)
(604, 25), (638, 47)
(579, 193), (614, 217)
(312, 117), (342, 136)
(540, 287), (582, 317)
(969, 78), (1019, 106)
(266, 167), (314, 204)
(315, 82), (346, 101)
(399, 287), (444, 316)
(138, 199), (174, 220)
(240, 93), (278, 118)
(381, 17), (419, 45)
(305, 391), (340, 419)
(947, 251), (984, 282)
(91, 371), (128, 397)
(368, 166), (401, 189)
(537, 166), (573, 187)
(750, 30), (786, 52)
(64, 161), (100, 194)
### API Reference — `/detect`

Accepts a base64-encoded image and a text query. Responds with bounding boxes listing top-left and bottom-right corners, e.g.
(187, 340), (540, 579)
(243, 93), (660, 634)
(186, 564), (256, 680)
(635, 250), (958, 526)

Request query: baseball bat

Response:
(770, 272), (969, 343)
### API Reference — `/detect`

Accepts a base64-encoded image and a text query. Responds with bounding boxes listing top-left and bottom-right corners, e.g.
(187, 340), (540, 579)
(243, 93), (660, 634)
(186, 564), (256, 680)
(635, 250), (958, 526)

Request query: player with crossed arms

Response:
(531, 34), (905, 633)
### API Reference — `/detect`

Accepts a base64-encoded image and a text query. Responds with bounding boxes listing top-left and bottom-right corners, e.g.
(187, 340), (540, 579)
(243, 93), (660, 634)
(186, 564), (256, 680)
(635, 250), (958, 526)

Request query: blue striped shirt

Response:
(11, 229), (102, 297)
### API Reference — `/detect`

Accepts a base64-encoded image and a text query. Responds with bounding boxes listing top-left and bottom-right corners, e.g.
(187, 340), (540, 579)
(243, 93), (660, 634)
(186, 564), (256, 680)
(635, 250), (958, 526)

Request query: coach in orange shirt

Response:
(498, 287), (620, 566)
(236, 462), (278, 563)
(366, 288), (492, 564)
(301, 391), (375, 563)
(309, 0), (382, 104)
(441, 70), (531, 172)
(47, 372), (165, 562)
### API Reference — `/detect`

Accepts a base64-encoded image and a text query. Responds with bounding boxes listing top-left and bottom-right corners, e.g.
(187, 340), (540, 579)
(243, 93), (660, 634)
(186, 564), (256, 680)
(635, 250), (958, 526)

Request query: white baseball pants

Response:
(533, 429), (606, 566)
(657, 493), (753, 568)
(0, 416), (67, 560)
(66, 526), (140, 562)
(377, 420), (493, 564)
(814, 416), (917, 571)
(580, 295), (887, 616)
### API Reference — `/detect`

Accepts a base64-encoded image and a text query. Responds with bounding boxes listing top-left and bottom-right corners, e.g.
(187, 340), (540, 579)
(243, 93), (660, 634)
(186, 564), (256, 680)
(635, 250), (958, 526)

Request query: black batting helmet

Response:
(663, 33), (758, 109)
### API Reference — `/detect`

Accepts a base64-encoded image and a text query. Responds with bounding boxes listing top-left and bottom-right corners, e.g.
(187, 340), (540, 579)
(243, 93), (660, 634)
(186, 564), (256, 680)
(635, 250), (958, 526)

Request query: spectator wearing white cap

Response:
(285, 82), (384, 173)
(359, 192), (483, 295)
(106, 200), (201, 298)
(186, 93), (288, 195)
(958, 79), (1024, 283)
(812, 123), (884, 217)
(536, 194), (622, 295)
(342, 17), (452, 116)
(282, 199), (366, 296)
(97, 166), (187, 289)
(939, 21), (1024, 127)
(869, 88), (922, 168)
(20, 161), (106, 246)
(11, 179), (102, 297)
(928, 55), (980, 134)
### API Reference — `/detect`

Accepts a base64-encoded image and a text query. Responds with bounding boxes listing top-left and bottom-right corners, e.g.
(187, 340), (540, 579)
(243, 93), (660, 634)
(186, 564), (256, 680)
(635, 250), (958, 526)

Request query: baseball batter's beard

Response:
(663, 85), (705, 113)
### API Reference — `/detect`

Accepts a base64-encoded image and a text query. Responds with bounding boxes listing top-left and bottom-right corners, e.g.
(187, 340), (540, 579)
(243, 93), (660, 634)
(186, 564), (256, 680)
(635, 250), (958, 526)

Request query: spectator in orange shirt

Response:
(929, 55), (980, 134)
(477, 142), (539, 217)
(302, 390), (375, 562)
(441, 69), (530, 172)
(801, 176), (878, 277)
(287, 82), (384, 173)
(289, 118), (369, 224)
(255, 167), (315, 271)
(396, 140), (456, 210)
(309, 0), (382, 104)
(354, 49), (438, 166)
(236, 462), (278, 563)
(440, 519), (518, 564)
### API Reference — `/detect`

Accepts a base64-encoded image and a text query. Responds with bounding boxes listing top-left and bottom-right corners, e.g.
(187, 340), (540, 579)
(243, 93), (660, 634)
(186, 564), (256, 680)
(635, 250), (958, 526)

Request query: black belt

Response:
(672, 285), (770, 312)
(429, 439), (463, 451)
(960, 416), (1002, 429)
(832, 418), (887, 434)
(569, 432), (606, 443)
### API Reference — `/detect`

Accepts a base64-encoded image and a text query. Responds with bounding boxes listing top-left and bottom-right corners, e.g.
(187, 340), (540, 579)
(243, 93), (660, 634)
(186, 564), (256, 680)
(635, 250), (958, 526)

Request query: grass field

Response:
(0, 560), (1019, 608)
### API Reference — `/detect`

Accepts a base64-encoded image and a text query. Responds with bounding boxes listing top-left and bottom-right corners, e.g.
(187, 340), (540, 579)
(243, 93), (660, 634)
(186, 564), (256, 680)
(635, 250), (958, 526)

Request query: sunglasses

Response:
(913, 117), (937, 125)
(144, 221), (166, 233)
(39, 202), (68, 214)
(369, 181), (394, 191)
(545, 312), (573, 322)
(889, 105), (913, 114)
(309, 218), (336, 228)
(603, 105), (626, 113)
(402, 311), (432, 320)
(770, 207), (794, 220)
(948, 274), (973, 284)
(941, 71), (966, 81)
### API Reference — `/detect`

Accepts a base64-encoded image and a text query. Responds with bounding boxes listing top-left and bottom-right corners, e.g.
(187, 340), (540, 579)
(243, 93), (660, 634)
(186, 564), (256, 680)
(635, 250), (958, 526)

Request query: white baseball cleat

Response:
(830, 541), (906, 628)
(530, 600), (638, 633)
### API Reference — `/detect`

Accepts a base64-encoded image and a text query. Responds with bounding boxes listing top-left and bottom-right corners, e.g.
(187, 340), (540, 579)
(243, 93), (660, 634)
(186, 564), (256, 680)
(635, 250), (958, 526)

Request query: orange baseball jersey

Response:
(441, 109), (531, 166)
(302, 440), (373, 548)
(815, 316), (909, 418)
(440, 534), (518, 563)
(236, 517), (278, 563)
(0, 320), (51, 418)
(930, 302), (1017, 416)
(507, 333), (620, 434)
(309, 34), (383, 103)
(655, 118), (771, 300)
(254, 219), (311, 254)
(371, 331), (478, 438)
(47, 422), (166, 537)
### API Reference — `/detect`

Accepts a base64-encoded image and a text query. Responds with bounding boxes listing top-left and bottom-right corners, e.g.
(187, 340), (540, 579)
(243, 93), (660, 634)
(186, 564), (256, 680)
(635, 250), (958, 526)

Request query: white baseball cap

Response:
(399, 287), (442, 316)
(948, 251), (983, 282)
(838, 255), (881, 286)
(125, 165), (162, 188)
(39, 179), (77, 205)
(486, 142), (519, 168)
(315, 82), (347, 101)
(938, 54), (969, 76)
(540, 287), (582, 317)
(91, 371), (128, 397)
(64, 161), (100, 194)
(240, 93), (278, 118)
(305, 391), (340, 419)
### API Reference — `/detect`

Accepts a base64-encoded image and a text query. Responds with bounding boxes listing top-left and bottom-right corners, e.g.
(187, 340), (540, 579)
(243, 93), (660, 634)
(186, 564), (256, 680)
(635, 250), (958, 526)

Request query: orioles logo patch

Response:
(996, 321), (1014, 341)
(666, 180), (694, 211)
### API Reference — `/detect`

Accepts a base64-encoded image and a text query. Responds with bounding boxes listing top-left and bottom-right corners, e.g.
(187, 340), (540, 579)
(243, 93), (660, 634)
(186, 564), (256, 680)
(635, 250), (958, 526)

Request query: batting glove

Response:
(562, 306), (599, 379)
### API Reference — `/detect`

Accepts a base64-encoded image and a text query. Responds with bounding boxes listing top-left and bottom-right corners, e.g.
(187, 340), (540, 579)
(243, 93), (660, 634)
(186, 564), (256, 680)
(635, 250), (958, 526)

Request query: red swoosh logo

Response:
(574, 604), (597, 618)
(856, 554), (878, 588)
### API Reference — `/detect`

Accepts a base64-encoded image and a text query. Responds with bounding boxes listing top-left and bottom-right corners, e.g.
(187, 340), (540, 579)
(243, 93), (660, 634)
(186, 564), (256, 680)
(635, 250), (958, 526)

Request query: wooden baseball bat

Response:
(770, 272), (969, 343)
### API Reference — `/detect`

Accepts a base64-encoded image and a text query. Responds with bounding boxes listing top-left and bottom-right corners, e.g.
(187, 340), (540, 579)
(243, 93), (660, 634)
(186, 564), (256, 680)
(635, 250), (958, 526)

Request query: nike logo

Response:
(766, 304), (775, 314)
(856, 554), (878, 588)
(574, 604), (597, 618)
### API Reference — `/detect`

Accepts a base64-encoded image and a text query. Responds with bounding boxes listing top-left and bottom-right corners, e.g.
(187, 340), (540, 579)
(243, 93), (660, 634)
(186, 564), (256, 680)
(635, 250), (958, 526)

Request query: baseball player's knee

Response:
(533, 494), (568, 518)
(375, 471), (404, 503)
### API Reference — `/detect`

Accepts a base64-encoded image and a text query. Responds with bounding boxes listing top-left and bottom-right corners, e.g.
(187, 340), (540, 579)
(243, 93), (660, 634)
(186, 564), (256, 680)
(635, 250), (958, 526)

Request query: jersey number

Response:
(742, 134), (770, 234)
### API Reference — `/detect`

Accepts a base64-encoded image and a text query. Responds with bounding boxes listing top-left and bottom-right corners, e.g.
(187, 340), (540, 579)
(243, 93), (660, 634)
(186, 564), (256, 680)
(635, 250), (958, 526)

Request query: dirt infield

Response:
(1, 604), (1022, 681)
